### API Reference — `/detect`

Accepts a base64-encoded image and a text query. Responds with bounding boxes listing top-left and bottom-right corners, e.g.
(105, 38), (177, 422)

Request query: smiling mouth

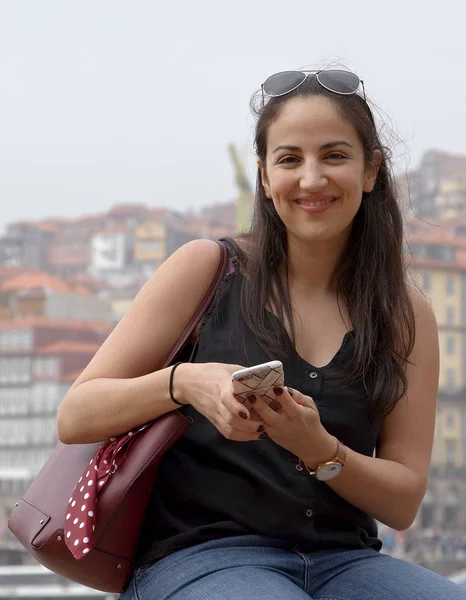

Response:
(296, 197), (337, 208)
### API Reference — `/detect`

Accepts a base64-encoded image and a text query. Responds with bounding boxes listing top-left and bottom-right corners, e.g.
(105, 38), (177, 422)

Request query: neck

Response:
(285, 234), (348, 294)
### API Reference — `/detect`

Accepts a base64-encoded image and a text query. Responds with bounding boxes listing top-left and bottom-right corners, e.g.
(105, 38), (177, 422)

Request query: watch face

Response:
(316, 463), (343, 481)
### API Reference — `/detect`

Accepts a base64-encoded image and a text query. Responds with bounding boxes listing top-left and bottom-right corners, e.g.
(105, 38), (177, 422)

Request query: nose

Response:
(299, 159), (328, 191)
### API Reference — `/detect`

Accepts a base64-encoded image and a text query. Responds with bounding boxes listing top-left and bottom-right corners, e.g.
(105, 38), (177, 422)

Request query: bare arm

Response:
(57, 239), (223, 444)
(318, 289), (439, 530)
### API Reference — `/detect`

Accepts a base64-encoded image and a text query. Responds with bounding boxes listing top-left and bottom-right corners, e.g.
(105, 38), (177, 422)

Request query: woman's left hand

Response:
(252, 386), (335, 466)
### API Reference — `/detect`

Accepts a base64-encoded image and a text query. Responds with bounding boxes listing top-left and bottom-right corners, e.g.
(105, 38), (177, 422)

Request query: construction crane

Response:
(228, 143), (253, 233)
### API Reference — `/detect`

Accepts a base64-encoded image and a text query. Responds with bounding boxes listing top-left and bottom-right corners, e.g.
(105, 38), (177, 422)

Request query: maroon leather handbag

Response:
(8, 241), (231, 593)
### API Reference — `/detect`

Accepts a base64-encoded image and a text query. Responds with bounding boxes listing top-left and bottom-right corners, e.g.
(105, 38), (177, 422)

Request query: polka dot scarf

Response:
(64, 426), (146, 559)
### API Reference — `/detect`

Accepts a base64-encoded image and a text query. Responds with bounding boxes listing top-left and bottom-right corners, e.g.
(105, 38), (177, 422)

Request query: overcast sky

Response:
(1, 0), (465, 233)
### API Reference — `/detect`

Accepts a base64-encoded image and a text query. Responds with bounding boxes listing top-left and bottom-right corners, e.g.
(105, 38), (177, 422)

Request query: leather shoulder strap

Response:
(163, 241), (230, 367)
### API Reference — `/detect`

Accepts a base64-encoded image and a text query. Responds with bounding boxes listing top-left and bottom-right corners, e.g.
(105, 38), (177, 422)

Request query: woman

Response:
(57, 69), (466, 599)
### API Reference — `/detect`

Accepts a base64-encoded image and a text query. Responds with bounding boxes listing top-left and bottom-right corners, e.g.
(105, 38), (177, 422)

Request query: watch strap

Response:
(302, 437), (346, 477)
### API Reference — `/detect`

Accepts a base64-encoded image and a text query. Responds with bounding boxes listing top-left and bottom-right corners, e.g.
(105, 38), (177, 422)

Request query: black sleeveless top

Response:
(136, 250), (384, 568)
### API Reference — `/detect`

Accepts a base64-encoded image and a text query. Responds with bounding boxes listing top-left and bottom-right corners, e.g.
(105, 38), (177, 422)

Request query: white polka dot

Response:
(74, 539), (79, 546)
(87, 480), (93, 486)
(81, 505), (86, 511)
(78, 477), (82, 483)
(99, 481), (105, 486)
(71, 501), (76, 507)
(103, 459), (108, 465)
(86, 471), (90, 477)
(73, 518), (78, 525)
(84, 493), (89, 500)
(69, 497), (73, 503)
(79, 522), (84, 529)
(106, 470), (110, 474)
(83, 547), (90, 554)
(94, 465), (98, 470)
(66, 531), (71, 538)
(128, 431), (133, 436)
(83, 537), (89, 543)
(88, 511), (94, 517)
(92, 525), (95, 531)
(89, 459), (93, 465)
(80, 486), (84, 493)
(66, 513), (70, 520)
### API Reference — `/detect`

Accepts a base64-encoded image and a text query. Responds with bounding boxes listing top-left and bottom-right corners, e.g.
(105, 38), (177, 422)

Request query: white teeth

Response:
(299, 199), (333, 207)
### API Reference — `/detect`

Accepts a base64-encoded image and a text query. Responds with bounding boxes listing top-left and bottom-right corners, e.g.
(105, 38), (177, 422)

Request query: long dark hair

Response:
(228, 75), (415, 420)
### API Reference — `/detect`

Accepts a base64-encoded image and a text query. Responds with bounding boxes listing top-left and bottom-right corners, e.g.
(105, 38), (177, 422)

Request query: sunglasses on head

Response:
(261, 69), (366, 105)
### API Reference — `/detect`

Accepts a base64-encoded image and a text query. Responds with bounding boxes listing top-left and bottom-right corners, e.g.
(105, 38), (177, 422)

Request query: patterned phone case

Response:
(231, 361), (284, 418)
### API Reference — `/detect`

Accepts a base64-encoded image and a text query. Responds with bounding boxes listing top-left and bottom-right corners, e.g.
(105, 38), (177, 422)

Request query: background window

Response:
(446, 275), (456, 295)
(446, 414), (456, 428)
(446, 336), (456, 355)
(422, 272), (431, 292)
(426, 245), (454, 262)
(446, 368), (456, 392)
(445, 439), (458, 466)
(446, 306), (456, 325)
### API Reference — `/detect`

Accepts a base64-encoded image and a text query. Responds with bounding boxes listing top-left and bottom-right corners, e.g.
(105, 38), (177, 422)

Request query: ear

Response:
(363, 149), (382, 193)
(258, 160), (272, 198)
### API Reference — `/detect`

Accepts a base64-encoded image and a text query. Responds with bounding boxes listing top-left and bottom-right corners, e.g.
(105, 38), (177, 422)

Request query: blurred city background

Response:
(1, 0), (466, 596)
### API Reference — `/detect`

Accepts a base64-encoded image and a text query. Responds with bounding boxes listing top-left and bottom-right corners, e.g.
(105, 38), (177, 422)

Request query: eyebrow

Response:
(272, 141), (353, 154)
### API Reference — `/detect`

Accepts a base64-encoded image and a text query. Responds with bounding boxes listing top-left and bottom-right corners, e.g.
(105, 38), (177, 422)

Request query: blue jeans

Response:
(121, 535), (466, 599)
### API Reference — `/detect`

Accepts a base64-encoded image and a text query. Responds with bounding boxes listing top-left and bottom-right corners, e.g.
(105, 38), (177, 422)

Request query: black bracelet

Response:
(169, 362), (186, 406)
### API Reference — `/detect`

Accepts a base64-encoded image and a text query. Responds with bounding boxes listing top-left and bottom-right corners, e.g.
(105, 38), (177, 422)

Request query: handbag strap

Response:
(163, 240), (230, 368)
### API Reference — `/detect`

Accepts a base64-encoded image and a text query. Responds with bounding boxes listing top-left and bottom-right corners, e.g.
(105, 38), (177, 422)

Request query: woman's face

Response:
(261, 95), (379, 246)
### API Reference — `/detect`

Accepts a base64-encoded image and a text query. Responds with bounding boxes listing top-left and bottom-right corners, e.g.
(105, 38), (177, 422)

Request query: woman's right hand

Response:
(174, 362), (263, 442)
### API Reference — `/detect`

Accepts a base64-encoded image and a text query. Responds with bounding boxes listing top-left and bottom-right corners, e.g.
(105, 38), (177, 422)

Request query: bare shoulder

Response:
(407, 284), (438, 347)
(134, 238), (223, 315)
(153, 238), (222, 284)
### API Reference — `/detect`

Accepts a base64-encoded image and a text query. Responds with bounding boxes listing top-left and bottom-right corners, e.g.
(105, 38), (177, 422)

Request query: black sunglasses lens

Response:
(317, 70), (360, 94)
(263, 71), (306, 96)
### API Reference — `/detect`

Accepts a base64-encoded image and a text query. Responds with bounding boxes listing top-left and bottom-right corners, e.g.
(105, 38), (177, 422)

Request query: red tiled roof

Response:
(2, 273), (71, 293)
(72, 214), (104, 223)
(31, 223), (57, 233)
(0, 267), (40, 282)
(74, 284), (94, 295)
(109, 203), (147, 214)
(0, 317), (113, 331)
(38, 341), (100, 354)
(1, 273), (92, 295)
(96, 225), (129, 233)
(73, 275), (109, 292)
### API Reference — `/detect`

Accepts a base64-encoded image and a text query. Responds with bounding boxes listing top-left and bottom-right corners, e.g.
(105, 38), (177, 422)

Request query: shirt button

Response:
(295, 463), (303, 472)
(305, 509), (314, 517)
(309, 371), (318, 379)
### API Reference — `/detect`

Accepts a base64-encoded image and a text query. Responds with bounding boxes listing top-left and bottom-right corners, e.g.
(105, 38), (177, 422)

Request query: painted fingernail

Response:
(259, 432), (269, 439)
(273, 387), (283, 396)
(239, 411), (248, 420)
(257, 425), (266, 433)
(247, 394), (257, 404)
(287, 387), (294, 396)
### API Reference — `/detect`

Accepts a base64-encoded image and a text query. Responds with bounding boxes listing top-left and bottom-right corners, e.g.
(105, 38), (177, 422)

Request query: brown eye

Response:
(277, 156), (298, 164)
(326, 152), (347, 160)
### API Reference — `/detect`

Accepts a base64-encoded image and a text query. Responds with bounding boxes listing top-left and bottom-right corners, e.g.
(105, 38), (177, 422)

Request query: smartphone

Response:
(231, 360), (284, 417)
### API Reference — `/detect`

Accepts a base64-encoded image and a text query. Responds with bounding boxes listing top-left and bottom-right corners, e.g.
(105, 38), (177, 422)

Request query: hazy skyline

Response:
(1, 0), (465, 233)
